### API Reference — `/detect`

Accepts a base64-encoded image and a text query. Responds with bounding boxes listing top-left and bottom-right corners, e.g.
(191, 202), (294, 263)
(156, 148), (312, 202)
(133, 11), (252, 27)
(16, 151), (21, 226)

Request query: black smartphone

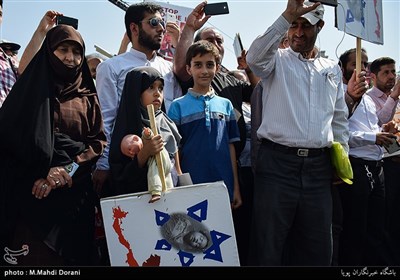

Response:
(309, 0), (338, 7)
(204, 2), (229, 16)
(56, 15), (79, 30)
(384, 138), (400, 154)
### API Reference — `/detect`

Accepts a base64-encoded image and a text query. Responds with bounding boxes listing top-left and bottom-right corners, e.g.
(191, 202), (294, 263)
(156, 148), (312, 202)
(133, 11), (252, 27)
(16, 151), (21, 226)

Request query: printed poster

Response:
(336, 0), (383, 44)
(100, 182), (240, 266)
(145, 0), (192, 61)
(109, 0), (192, 61)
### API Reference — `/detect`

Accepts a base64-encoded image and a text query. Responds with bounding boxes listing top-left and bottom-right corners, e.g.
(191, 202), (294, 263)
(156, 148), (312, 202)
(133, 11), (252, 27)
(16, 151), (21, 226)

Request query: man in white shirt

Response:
(362, 57), (400, 265)
(330, 47), (369, 266)
(246, 0), (348, 265)
(338, 80), (397, 265)
(93, 2), (181, 195)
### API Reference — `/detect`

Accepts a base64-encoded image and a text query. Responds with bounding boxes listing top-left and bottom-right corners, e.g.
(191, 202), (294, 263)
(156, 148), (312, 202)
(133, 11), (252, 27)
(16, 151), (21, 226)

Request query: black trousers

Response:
(383, 157), (400, 264)
(248, 141), (332, 266)
(338, 157), (392, 266)
(233, 165), (254, 266)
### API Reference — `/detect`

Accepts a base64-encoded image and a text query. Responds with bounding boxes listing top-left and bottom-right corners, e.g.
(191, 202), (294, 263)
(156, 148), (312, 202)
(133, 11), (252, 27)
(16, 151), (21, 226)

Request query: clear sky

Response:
(1, 0), (399, 71)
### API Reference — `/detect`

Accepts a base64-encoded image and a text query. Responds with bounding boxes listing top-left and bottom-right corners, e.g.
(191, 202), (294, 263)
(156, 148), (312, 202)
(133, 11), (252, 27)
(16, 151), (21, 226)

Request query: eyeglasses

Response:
(140, 17), (165, 29)
(3, 49), (18, 56)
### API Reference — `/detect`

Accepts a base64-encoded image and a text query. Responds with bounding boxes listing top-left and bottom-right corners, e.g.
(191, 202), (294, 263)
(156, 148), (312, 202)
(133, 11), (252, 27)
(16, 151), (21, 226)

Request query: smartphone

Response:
(204, 2), (229, 16)
(309, 0), (338, 7)
(64, 162), (79, 177)
(166, 12), (178, 24)
(56, 15), (79, 30)
(384, 137), (400, 154)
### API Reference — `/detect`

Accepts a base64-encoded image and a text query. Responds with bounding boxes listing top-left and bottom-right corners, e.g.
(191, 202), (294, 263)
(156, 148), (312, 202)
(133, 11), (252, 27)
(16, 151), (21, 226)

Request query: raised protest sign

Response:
(336, 0), (383, 44)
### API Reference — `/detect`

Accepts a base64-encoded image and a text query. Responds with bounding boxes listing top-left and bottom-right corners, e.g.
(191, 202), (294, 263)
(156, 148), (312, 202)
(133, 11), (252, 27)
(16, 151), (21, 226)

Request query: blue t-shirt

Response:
(168, 89), (240, 201)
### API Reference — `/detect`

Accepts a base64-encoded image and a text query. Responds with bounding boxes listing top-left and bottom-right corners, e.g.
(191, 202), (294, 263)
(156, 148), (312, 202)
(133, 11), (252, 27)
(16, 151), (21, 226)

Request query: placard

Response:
(233, 33), (244, 58)
(100, 182), (240, 266)
(336, 0), (383, 44)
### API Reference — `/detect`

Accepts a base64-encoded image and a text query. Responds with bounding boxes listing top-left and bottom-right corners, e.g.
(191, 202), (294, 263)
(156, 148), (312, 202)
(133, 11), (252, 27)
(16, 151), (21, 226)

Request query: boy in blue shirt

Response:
(168, 40), (242, 209)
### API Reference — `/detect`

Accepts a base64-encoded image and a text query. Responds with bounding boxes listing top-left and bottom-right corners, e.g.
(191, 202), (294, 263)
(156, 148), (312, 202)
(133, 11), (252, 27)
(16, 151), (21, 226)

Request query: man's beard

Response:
(344, 69), (353, 83)
(138, 26), (162, 51)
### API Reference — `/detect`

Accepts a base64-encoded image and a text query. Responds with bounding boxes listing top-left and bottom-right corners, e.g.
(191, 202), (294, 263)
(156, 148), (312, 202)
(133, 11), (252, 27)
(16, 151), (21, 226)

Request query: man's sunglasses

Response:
(140, 17), (165, 29)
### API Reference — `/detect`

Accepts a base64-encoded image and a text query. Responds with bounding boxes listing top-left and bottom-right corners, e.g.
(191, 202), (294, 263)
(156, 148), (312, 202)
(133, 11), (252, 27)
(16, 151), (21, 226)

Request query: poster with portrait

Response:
(336, 0), (383, 44)
(100, 182), (240, 266)
(145, 0), (192, 61)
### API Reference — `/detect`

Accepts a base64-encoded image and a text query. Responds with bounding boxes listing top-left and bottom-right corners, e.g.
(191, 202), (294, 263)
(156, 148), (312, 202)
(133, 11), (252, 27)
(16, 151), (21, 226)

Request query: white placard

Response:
(233, 33), (244, 58)
(336, 0), (384, 44)
(145, 0), (193, 61)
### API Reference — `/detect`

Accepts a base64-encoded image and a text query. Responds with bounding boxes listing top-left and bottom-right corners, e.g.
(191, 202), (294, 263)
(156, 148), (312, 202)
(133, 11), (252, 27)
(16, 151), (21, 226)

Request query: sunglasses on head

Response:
(140, 17), (165, 29)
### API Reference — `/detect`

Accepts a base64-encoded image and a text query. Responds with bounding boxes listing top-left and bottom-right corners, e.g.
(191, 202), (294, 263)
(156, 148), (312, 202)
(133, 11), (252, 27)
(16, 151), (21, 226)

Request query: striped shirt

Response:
(247, 15), (349, 153)
(0, 49), (18, 108)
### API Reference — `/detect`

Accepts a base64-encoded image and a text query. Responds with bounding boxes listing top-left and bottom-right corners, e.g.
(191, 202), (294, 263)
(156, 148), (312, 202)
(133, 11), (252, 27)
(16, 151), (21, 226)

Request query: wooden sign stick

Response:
(147, 104), (167, 192)
(356, 37), (362, 78)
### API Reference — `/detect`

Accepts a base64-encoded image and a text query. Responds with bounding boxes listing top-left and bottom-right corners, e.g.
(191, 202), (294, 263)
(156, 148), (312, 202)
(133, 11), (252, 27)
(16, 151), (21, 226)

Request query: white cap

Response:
(301, 1), (325, 25)
(0, 39), (21, 52)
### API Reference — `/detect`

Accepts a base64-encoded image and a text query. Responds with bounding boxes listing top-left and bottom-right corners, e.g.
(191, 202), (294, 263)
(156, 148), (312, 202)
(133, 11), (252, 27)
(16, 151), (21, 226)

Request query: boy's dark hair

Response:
(125, 2), (163, 41)
(338, 48), (367, 69)
(369, 57), (396, 75)
(0, 0), (3, 8)
(185, 40), (221, 67)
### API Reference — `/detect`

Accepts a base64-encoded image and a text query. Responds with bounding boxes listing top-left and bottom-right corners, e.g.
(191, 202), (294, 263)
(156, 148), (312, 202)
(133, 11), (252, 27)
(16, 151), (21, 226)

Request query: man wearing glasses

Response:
(0, 1), (20, 108)
(93, 2), (182, 197)
(0, 40), (20, 58)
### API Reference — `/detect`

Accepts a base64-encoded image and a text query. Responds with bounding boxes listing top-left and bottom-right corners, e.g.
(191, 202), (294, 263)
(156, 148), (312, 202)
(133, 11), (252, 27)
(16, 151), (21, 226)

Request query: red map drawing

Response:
(374, 0), (381, 38)
(112, 206), (160, 266)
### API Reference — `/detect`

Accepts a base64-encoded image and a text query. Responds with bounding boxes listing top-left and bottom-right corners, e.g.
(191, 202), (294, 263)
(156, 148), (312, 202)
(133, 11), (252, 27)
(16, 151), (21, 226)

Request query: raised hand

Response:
(184, 1), (211, 32)
(347, 70), (368, 102)
(283, 0), (320, 24)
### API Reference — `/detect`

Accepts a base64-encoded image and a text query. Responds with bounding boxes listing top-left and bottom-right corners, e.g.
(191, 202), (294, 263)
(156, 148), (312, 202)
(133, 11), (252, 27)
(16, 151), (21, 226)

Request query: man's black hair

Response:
(338, 47), (367, 69)
(369, 57), (396, 75)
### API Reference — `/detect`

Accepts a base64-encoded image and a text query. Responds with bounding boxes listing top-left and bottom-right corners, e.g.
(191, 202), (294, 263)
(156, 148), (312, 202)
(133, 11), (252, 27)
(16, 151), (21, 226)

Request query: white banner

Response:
(100, 182), (240, 266)
(145, 0), (193, 61)
(336, 0), (384, 44)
